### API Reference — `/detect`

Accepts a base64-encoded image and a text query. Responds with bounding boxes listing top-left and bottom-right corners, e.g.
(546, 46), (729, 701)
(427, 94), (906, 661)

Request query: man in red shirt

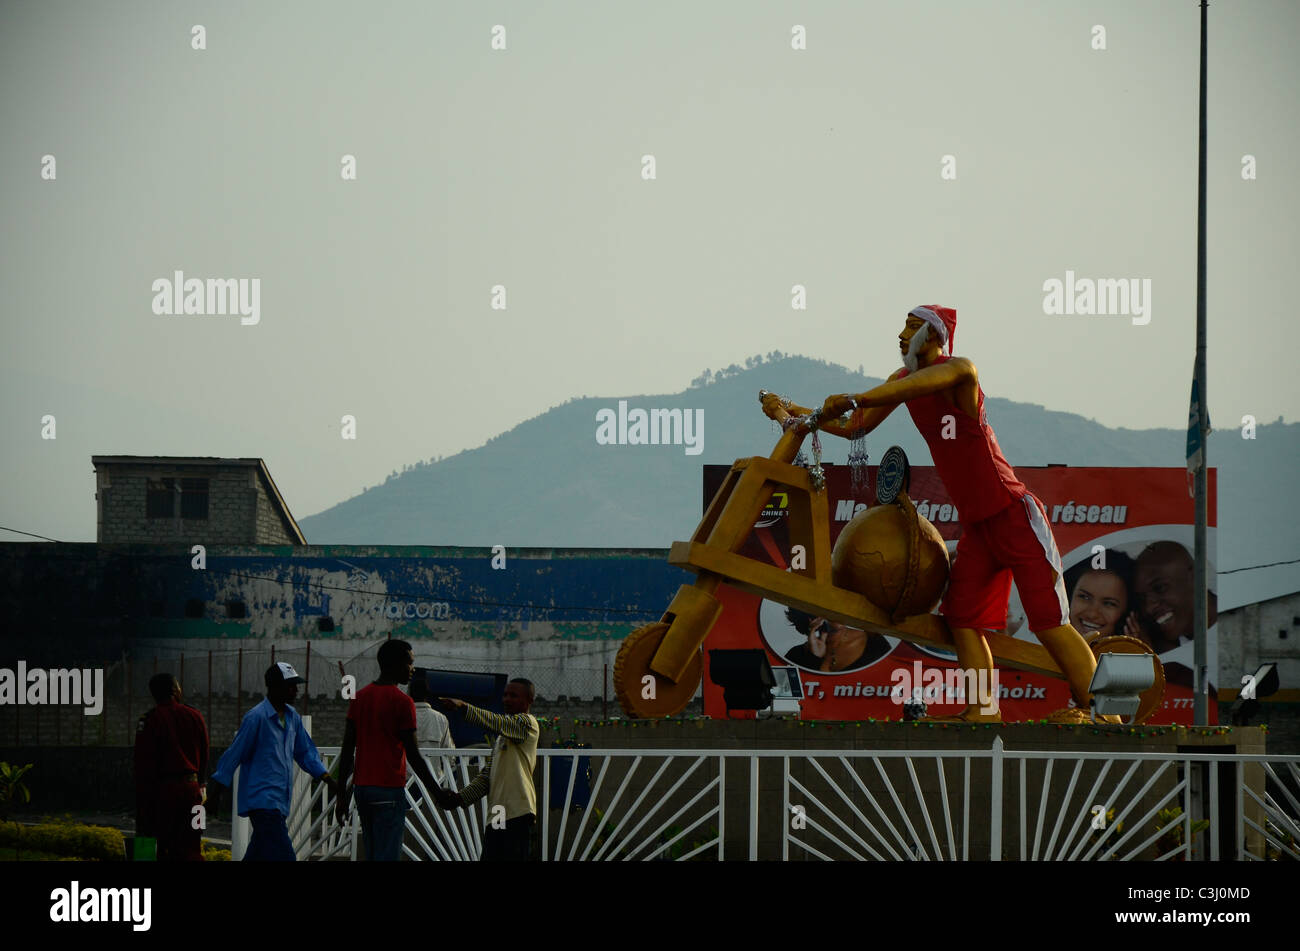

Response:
(334, 639), (453, 860)
(765, 305), (1107, 723)
(134, 673), (209, 860)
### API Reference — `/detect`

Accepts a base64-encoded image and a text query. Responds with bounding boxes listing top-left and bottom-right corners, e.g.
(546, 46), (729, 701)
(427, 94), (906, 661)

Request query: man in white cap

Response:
(764, 305), (1111, 723)
(210, 662), (338, 860)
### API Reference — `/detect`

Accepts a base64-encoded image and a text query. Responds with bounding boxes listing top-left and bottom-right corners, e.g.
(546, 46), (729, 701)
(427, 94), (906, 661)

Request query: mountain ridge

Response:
(297, 356), (1300, 610)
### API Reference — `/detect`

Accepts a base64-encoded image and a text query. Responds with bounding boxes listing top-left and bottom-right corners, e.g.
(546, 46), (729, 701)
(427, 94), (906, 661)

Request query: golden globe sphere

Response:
(831, 503), (950, 618)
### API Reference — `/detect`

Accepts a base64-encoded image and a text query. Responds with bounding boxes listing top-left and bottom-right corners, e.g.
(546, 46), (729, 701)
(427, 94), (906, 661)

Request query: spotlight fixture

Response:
(1088, 653), (1156, 722)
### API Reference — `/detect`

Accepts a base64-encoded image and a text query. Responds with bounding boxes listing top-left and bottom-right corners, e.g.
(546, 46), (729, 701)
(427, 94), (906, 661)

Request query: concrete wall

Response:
(0, 543), (678, 706)
(96, 463), (293, 545)
(1219, 591), (1300, 701)
(255, 482), (295, 544)
(0, 746), (140, 813)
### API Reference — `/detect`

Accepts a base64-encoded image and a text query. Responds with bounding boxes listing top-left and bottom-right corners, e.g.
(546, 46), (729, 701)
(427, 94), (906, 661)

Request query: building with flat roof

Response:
(91, 456), (305, 546)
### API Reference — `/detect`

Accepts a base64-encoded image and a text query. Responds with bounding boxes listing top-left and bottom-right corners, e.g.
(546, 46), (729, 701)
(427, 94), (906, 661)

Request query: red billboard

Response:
(701, 465), (1218, 724)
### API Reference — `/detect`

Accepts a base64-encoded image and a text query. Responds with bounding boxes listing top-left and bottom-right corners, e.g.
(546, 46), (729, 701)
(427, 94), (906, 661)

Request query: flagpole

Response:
(1193, 0), (1210, 726)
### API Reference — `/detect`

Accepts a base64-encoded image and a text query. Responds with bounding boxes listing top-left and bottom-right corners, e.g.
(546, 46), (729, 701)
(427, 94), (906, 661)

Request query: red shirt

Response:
(900, 355), (1027, 525)
(134, 699), (210, 833)
(348, 684), (417, 787)
(135, 699), (209, 779)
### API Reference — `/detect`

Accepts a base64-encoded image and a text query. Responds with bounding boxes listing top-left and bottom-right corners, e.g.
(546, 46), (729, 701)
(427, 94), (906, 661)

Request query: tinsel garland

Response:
(848, 430), (870, 494)
(541, 716), (1245, 738)
(808, 428), (825, 490)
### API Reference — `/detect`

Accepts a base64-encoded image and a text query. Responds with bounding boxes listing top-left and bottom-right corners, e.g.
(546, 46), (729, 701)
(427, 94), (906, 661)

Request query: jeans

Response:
(355, 785), (409, 861)
(245, 809), (296, 861)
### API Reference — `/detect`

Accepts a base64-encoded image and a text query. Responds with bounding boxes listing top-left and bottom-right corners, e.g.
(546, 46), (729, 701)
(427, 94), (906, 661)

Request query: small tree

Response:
(0, 762), (33, 859)
(0, 762), (33, 822)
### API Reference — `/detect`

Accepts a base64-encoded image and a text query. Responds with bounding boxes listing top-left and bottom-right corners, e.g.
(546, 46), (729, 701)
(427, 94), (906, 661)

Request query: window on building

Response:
(225, 601), (247, 619)
(146, 478), (175, 518)
(184, 598), (205, 618)
(180, 478), (209, 519)
(146, 476), (208, 519)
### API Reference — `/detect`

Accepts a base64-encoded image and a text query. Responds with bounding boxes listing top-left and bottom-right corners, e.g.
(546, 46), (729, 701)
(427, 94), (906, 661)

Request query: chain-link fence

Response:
(0, 638), (631, 748)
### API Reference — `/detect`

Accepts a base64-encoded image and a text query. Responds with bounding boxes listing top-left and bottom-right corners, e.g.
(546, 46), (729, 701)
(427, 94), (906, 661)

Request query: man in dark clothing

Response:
(134, 673), (210, 861)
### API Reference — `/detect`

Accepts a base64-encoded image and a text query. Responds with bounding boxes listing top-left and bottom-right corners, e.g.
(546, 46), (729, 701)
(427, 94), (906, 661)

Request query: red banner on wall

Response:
(701, 465), (1218, 724)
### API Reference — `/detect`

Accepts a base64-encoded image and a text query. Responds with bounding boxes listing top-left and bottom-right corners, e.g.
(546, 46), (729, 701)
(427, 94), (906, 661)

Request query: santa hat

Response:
(908, 305), (957, 354)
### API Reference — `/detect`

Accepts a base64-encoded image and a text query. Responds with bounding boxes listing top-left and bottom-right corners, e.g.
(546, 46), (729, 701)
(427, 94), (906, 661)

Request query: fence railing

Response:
(0, 645), (625, 748)
(297, 740), (1300, 861)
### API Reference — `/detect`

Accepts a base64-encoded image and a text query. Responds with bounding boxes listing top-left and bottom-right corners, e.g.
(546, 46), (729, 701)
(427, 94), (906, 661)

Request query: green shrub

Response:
(201, 840), (231, 862)
(0, 820), (124, 860)
(1153, 806), (1210, 859)
(0, 846), (80, 861)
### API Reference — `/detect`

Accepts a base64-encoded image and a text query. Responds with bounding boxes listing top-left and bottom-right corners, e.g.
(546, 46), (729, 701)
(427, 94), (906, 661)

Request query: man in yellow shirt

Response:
(434, 678), (539, 861)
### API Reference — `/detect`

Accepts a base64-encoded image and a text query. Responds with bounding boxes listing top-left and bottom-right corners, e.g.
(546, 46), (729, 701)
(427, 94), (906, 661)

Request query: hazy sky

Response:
(2, 0), (1297, 543)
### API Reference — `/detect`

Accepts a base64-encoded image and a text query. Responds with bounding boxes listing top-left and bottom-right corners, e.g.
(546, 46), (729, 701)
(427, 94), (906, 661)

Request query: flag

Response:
(1186, 373), (1210, 498)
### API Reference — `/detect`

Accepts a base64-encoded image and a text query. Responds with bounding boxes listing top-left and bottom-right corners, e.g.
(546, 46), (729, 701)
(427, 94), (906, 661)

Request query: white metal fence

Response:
(294, 740), (1300, 861)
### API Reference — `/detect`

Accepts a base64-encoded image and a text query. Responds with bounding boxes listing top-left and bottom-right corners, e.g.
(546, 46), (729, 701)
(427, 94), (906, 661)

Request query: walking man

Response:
(210, 662), (337, 860)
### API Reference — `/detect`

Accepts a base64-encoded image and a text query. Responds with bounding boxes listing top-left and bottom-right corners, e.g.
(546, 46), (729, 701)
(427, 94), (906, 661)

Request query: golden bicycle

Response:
(613, 392), (1164, 722)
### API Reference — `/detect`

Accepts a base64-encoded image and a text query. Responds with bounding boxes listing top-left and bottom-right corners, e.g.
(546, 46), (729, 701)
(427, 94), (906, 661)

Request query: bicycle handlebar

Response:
(759, 389), (828, 433)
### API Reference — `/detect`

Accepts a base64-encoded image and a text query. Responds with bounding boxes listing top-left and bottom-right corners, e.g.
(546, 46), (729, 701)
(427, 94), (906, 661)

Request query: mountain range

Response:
(298, 355), (1299, 611)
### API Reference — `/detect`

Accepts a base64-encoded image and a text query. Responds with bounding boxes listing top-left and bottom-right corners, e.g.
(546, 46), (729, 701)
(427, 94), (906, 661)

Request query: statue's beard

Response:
(903, 323), (930, 372)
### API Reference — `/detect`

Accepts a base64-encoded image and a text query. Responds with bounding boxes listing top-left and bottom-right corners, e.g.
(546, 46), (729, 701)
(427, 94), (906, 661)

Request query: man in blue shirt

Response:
(210, 662), (337, 861)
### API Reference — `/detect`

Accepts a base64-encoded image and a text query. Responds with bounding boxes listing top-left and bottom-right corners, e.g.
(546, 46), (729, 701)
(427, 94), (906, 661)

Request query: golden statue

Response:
(614, 306), (1160, 723)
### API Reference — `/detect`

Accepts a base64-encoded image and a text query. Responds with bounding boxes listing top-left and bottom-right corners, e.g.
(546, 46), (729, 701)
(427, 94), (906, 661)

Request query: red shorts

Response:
(940, 493), (1070, 633)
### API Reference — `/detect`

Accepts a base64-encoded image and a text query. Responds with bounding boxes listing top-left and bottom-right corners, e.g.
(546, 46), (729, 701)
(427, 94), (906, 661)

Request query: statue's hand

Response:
(820, 394), (855, 420)
(760, 390), (785, 418)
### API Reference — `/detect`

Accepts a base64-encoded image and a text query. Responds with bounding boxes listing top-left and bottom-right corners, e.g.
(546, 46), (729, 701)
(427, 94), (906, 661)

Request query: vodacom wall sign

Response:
(700, 465), (1217, 724)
